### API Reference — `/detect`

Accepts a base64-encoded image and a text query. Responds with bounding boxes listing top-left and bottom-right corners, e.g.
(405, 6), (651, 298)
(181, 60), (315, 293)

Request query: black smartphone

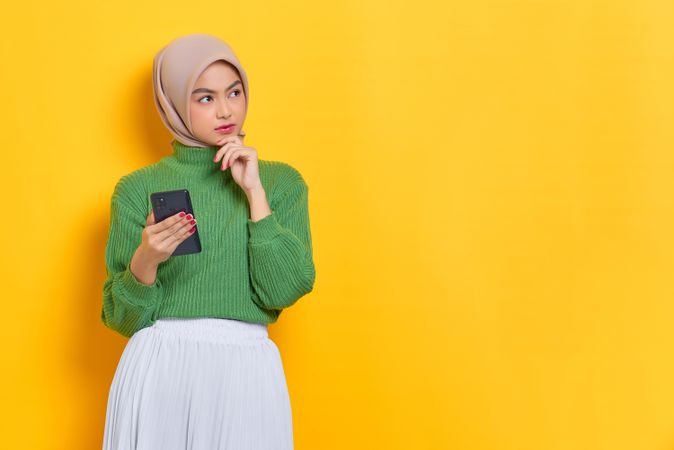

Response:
(150, 189), (202, 256)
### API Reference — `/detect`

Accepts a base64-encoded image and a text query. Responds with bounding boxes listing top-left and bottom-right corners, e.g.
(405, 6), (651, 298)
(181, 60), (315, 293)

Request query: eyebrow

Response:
(192, 80), (242, 95)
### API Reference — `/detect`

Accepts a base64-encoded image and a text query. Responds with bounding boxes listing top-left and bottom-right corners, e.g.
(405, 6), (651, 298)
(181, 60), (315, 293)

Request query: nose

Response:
(216, 99), (232, 118)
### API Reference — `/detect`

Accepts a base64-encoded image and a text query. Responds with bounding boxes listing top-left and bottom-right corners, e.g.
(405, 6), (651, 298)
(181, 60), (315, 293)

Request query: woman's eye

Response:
(198, 91), (239, 103)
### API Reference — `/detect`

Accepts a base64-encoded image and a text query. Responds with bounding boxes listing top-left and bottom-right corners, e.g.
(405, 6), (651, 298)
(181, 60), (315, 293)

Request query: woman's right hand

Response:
(139, 210), (197, 265)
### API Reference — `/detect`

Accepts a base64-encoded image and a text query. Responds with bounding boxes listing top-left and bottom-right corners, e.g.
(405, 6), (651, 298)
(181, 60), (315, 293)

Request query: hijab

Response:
(152, 33), (249, 148)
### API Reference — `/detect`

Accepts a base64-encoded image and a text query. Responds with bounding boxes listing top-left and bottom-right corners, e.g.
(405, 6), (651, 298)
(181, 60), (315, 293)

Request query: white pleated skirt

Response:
(102, 317), (294, 450)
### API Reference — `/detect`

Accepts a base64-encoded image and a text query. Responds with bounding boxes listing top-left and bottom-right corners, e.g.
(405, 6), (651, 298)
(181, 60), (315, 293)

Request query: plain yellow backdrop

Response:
(1, 0), (674, 449)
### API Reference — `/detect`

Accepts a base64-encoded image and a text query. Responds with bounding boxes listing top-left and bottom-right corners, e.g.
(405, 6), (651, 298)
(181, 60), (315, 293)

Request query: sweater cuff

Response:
(247, 212), (284, 245)
(119, 262), (162, 304)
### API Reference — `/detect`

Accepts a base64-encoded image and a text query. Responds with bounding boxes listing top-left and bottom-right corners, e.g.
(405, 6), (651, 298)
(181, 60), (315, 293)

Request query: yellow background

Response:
(1, 0), (674, 449)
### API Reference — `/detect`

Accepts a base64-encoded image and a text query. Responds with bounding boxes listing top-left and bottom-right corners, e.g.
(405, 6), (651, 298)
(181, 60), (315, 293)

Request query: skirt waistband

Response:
(150, 317), (268, 342)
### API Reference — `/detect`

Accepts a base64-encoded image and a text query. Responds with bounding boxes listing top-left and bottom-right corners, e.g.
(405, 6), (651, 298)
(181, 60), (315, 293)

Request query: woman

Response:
(101, 33), (316, 450)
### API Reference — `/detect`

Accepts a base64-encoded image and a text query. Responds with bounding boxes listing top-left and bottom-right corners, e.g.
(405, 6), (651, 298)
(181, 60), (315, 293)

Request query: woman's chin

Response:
(194, 129), (243, 147)
(196, 135), (226, 147)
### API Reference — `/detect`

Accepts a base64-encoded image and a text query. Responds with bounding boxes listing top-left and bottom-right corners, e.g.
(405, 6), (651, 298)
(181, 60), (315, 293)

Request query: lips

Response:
(215, 124), (235, 131)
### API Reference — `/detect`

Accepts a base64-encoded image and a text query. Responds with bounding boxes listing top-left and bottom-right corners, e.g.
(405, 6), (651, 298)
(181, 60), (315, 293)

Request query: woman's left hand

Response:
(213, 135), (263, 193)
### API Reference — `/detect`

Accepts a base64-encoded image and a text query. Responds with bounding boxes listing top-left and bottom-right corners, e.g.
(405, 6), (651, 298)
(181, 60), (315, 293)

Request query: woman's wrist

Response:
(130, 248), (159, 285)
(246, 186), (272, 222)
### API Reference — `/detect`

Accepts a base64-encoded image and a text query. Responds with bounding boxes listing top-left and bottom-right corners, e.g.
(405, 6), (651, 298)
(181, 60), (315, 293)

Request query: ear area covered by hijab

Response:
(152, 33), (249, 148)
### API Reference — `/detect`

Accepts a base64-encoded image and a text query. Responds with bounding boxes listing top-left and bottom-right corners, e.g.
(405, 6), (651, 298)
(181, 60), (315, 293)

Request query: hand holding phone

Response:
(150, 189), (201, 256)
(127, 209), (196, 285)
(138, 209), (198, 265)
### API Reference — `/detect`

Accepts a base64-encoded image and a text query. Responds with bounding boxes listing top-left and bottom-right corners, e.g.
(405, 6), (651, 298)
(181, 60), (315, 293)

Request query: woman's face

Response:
(189, 60), (247, 146)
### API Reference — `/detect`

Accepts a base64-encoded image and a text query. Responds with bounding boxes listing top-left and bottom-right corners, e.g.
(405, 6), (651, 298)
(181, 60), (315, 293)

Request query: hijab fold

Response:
(152, 33), (249, 148)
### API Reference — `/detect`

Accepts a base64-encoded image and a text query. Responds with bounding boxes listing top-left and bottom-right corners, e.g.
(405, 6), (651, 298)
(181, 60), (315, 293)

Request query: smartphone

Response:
(150, 189), (202, 256)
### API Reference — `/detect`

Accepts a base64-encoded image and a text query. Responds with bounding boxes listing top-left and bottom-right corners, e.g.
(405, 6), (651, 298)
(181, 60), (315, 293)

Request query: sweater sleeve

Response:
(101, 182), (164, 338)
(247, 167), (316, 310)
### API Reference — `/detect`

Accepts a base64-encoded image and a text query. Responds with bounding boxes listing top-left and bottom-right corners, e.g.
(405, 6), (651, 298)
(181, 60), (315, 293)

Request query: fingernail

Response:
(179, 212), (186, 217)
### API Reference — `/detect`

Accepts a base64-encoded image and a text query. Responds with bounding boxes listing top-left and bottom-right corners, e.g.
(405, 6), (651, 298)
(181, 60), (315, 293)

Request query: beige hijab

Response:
(152, 33), (249, 148)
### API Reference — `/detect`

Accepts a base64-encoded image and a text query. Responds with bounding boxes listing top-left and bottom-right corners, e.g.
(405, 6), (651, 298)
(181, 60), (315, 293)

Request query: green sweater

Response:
(101, 140), (316, 338)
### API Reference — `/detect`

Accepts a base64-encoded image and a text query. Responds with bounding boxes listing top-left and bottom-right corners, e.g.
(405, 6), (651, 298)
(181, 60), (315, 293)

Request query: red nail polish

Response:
(190, 227), (196, 233)
(179, 212), (186, 217)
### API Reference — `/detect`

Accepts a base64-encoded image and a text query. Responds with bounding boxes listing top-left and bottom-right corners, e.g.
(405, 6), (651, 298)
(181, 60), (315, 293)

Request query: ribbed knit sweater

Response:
(101, 140), (316, 338)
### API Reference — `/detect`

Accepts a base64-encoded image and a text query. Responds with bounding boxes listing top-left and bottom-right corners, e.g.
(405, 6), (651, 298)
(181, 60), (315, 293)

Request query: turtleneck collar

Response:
(170, 140), (231, 178)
